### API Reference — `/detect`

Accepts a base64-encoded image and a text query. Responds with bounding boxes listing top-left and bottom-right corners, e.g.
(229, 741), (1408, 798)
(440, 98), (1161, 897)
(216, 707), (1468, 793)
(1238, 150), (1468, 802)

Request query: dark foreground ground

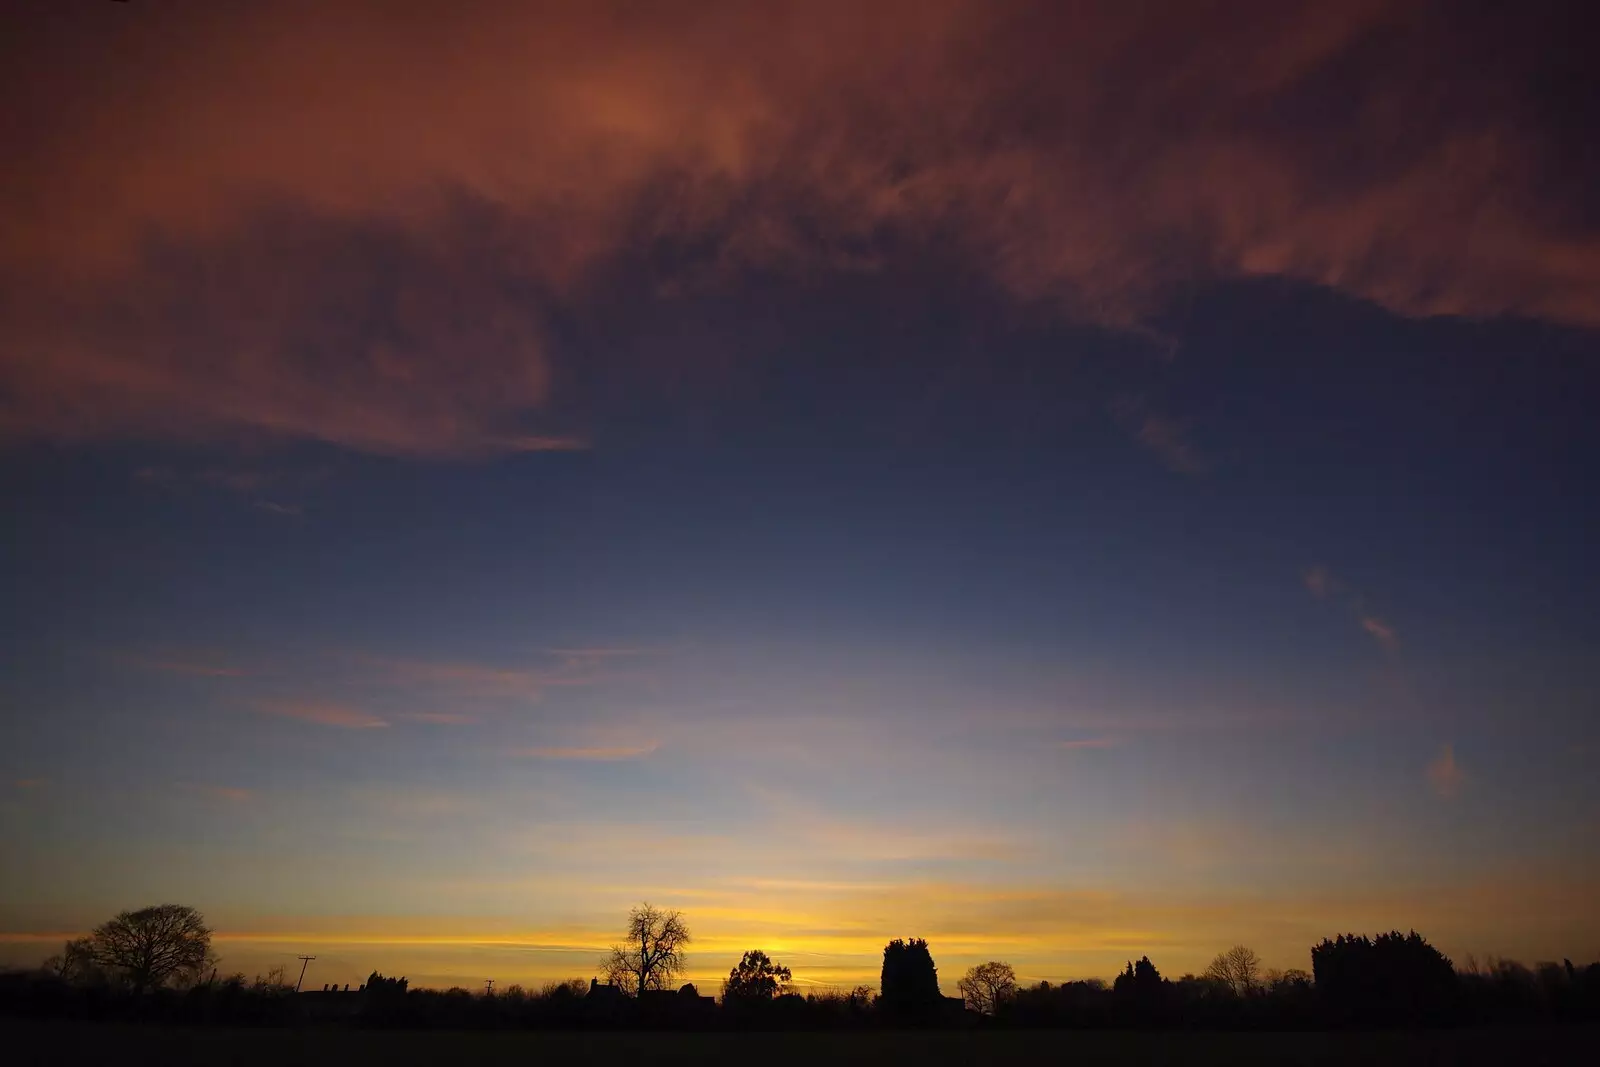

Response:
(5, 1019), (1595, 1066)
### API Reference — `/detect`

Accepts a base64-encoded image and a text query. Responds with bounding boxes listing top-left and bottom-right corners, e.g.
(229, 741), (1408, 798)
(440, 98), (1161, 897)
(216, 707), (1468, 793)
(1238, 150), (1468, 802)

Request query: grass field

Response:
(5, 1019), (1593, 1066)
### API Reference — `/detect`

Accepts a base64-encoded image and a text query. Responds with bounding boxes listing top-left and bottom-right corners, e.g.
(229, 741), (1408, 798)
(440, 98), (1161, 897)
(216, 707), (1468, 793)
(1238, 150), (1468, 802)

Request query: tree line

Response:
(5, 901), (1599, 1030)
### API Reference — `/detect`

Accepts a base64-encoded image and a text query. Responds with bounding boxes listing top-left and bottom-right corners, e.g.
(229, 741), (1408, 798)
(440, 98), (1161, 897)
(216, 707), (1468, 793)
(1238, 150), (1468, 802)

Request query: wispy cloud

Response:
(1135, 414), (1209, 475)
(349, 787), (476, 818)
(11, 778), (46, 789)
(182, 784), (253, 803)
(1113, 397), (1210, 475)
(1303, 566), (1400, 653)
(356, 658), (558, 701)
(1058, 737), (1119, 750)
(119, 652), (250, 678)
(353, 647), (657, 707)
(501, 436), (590, 453)
(401, 712), (479, 726)
(1302, 564), (1337, 599)
(1427, 743), (1465, 798)
(510, 742), (661, 762)
(134, 465), (326, 512)
(541, 646), (661, 665)
(259, 701), (389, 729)
(1360, 615), (1399, 653)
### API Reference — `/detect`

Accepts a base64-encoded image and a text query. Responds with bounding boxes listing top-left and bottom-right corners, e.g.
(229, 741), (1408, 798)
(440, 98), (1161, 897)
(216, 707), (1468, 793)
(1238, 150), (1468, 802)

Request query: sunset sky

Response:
(1, 1), (1597, 992)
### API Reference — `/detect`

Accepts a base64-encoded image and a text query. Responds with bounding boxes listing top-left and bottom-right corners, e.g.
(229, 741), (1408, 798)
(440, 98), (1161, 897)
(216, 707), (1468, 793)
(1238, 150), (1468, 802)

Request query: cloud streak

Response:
(1360, 616), (1399, 653)
(1303, 565), (1400, 652)
(1, 2), (1595, 455)
(119, 653), (250, 678)
(1302, 565), (1337, 600)
(258, 701), (389, 730)
(1427, 743), (1465, 798)
(1059, 738), (1119, 750)
(510, 743), (661, 762)
(182, 784), (253, 803)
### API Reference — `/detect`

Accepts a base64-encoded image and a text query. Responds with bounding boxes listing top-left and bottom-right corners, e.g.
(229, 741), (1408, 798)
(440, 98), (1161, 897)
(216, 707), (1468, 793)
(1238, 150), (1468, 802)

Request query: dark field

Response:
(5, 1020), (1594, 1066)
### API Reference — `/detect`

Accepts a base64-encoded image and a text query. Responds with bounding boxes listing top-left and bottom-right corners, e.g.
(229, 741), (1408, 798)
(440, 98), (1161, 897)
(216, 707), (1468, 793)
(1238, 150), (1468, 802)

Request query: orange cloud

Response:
(1427, 743), (1465, 798)
(0, 3), (1594, 455)
(11, 778), (46, 789)
(259, 701), (389, 729)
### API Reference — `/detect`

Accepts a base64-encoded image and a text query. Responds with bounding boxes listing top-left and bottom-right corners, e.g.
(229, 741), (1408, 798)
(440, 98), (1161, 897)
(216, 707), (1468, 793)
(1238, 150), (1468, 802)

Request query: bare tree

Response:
(957, 960), (1017, 1015)
(41, 937), (105, 985)
(1204, 944), (1263, 997)
(85, 904), (215, 992)
(601, 903), (690, 995)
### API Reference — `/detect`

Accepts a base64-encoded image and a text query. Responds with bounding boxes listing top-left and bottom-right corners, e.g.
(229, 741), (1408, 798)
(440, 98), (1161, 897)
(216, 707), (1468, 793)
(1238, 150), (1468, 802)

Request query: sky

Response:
(1, 0), (1597, 993)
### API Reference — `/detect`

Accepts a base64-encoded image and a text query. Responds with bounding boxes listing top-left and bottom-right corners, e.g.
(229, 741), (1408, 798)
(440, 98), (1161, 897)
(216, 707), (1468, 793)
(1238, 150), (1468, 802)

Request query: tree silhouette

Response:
(41, 937), (106, 986)
(365, 971), (409, 996)
(1114, 955), (1164, 997)
(722, 949), (792, 1002)
(1312, 930), (1456, 1023)
(880, 938), (941, 1015)
(957, 960), (1017, 1014)
(1204, 944), (1263, 997)
(81, 904), (215, 993)
(601, 903), (690, 996)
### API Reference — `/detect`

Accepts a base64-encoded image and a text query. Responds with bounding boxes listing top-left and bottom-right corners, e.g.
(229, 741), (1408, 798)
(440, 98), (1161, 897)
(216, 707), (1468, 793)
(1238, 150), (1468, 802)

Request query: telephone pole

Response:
(295, 955), (317, 992)
(484, 978), (495, 995)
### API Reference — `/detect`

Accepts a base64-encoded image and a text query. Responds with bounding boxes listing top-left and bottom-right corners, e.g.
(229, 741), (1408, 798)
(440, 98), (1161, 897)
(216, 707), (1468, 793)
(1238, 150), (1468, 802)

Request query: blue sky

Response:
(1, 0), (1597, 992)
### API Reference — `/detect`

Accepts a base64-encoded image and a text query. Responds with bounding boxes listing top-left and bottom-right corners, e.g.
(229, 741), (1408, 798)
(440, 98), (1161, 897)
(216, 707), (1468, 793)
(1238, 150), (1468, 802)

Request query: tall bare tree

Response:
(84, 904), (215, 992)
(1204, 944), (1263, 997)
(957, 960), (1017, 1014)
(601, 903), (690, 995)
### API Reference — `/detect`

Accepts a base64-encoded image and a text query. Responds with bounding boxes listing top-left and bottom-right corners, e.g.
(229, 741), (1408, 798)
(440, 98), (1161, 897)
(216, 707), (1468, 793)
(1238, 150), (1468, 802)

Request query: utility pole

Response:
(484, 978), (495, 995)
(295, 955), (317, 993)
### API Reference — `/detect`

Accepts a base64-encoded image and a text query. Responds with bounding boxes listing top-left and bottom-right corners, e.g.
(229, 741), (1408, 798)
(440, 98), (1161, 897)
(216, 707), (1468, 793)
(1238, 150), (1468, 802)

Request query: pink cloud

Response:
(121, 653), (249, 678)
(402, 712), (479, 726)
(259, 701), (389, 729)
(1135, 414), (1208, 475)
(1302, 565), (1336, 599)
(1360, 616), (1399, 652)
(510, 742), (660, 762)
(356, 657), (549, 699)
(1, 4), (1594, 456)
(1427, 743), (1465, 798)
